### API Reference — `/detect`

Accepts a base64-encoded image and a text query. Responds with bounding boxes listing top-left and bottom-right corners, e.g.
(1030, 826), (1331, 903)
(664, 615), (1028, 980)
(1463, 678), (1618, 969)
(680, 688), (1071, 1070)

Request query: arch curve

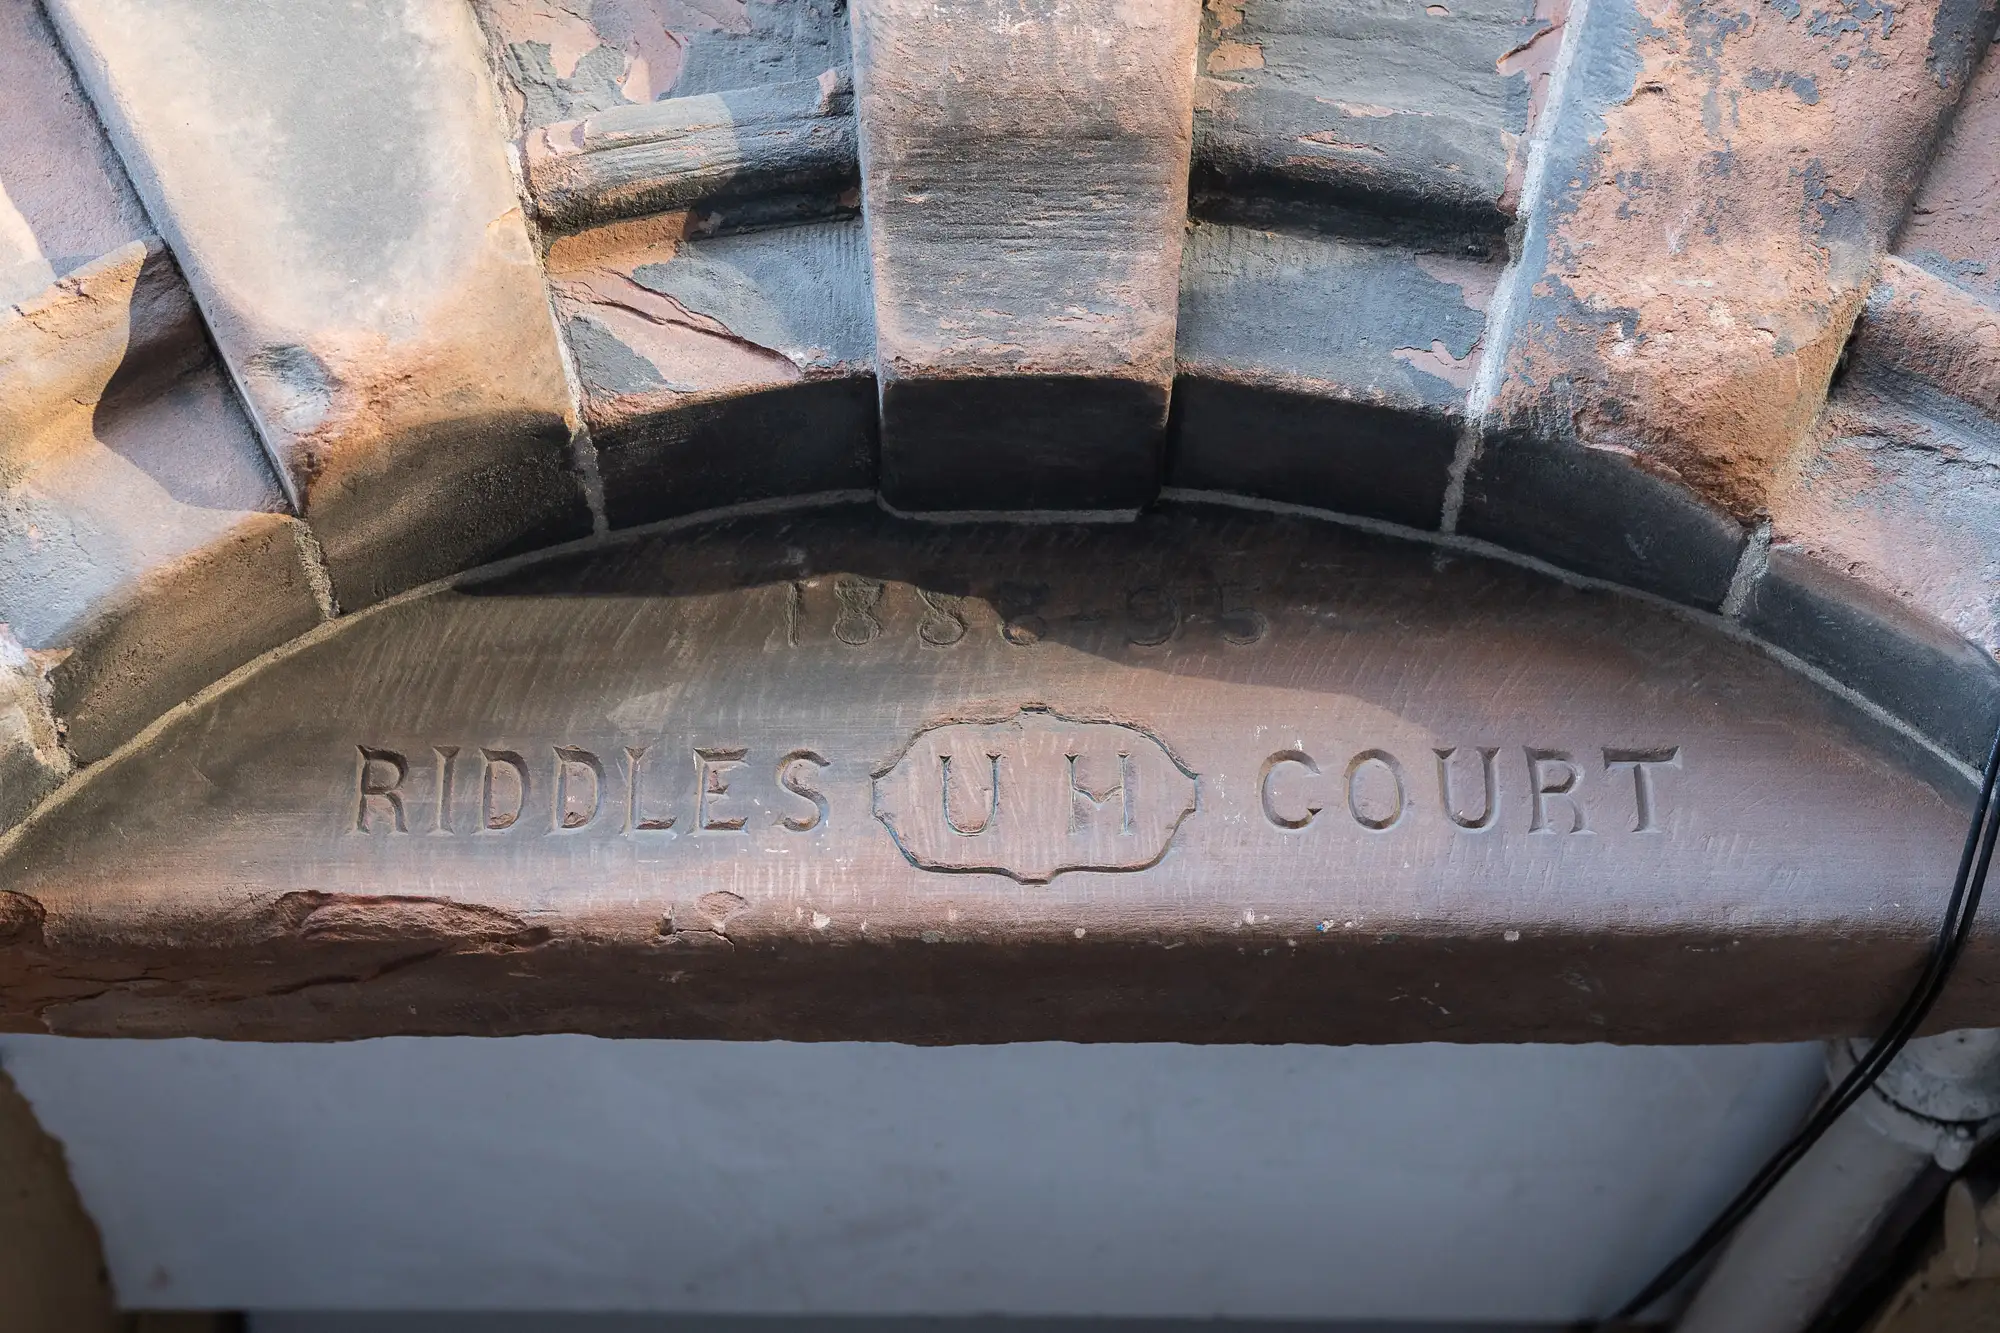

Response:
(1, 0), (1998, 1041)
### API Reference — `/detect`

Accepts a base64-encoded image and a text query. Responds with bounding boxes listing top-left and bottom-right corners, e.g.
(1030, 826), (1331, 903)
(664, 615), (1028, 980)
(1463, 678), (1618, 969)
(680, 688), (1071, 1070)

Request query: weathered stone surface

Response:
(1172, 223), (1497, 526)
(0, 504), (1986, 1043)
(0, 243), (325, 767)
(1896, 27), (2000, 305)
(0, 0), (150, 308)
(547, 215), (877, 527)
(1742, 544), (2000, 766)
(1852, 256), (2000, 418)
(1755, 282), (2000, 765)
(475, 0), (851, 131)
(1487, 0), (1997, 528)
(0, 627), (68, 836)
(1772, 377), (2000, 656)
(852, 0), (1199, 510)
(1458, 429), (1750, 608)
(1, 0), (1999, 1054)
(1191, 0), (1553, 229)
(45, 0), (592, 608)
(524, 71), (859, 234)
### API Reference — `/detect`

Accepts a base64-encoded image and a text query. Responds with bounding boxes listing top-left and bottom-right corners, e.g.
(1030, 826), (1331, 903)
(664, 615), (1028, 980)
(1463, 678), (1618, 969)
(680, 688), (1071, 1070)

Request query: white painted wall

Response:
(0, 1037), (1825, 1322)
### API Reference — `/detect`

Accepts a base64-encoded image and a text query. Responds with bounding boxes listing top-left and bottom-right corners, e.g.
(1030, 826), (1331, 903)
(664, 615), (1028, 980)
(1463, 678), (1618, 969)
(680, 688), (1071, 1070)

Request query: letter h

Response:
(1069, 751), (1134, 835)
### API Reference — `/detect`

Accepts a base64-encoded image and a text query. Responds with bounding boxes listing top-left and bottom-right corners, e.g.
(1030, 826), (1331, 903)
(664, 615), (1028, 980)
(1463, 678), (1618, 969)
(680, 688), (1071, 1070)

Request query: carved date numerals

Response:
(787, 578), (968, 650)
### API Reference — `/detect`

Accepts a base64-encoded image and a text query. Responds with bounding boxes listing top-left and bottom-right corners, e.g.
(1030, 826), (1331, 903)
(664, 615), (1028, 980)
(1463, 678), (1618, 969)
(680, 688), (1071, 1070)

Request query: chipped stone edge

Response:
(0, 625), (74, 833)
(1441, 0), (1596, 535)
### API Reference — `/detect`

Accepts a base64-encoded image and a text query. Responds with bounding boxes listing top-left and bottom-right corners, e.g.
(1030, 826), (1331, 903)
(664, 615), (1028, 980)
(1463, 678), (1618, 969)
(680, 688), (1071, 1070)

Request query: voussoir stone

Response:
(543, 213), (877, 528)
(477, 0), (873, 527)
(1468, 0), (1997, 606)
(44, 0), (593, 609)
(1896, 30), (2000, 306)
(1172, 222), (1499, 528)
(852, 0), (1200, 511)
(0, 0), (151, 309)
(1192, 0), (1556, 230)
(0, 242), (325, 773)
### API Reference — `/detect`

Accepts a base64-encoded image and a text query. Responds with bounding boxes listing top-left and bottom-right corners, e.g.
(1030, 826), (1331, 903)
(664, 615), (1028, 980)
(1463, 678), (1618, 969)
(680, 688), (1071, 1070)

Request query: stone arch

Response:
(1, 0), (1997, 1040)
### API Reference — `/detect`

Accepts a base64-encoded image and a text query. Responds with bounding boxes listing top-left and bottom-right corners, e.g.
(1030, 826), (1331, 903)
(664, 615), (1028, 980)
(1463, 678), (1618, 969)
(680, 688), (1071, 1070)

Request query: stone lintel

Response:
(0, 504), (1987, 1044)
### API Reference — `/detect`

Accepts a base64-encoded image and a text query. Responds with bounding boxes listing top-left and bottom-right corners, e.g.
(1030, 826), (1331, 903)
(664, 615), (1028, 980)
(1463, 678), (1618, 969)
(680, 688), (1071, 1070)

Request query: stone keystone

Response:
(873, 707), (1199, 883)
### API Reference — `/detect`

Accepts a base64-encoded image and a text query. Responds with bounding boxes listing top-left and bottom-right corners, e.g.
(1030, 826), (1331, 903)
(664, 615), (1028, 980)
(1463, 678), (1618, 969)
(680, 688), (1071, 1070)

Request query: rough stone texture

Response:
(0, 0), (151, 309)
(0, 243), (325, 768)
(1770, 376), (2000, 663)
(1191, 0), (1552, 230)
(1757, 256), (2000, 765)
(523, 71), (859, 234)
(1172, 222), (1498, 526)
(0, 627), (68, 837)
(45, 0), (592, 609)
(1854, 255), (2000, 417)
(852, 0), (1200, 510)
(0, 0), (1998, 1045)
(1475, 0), (1998, 600)
(547, 214), (877, 527)
(475, 0), (852, 132)
(1897, 34), (2000, 305)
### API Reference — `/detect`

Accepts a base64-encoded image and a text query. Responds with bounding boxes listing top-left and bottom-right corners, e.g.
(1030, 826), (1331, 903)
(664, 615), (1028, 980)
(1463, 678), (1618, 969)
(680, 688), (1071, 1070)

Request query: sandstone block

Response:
(475, 0), (851, 132)
(0, 244), (324, 769)
(0, 0), (150, 308)
(45, 0), (593, 608)
(1192, 0), (1554, 229)
(852, 0), (1199, 510)
(1477, 0), (1996, 603)
(547, 215), (877, 527)
(1896, 25), (2000, 305)
(524, 71), (858, 234)
(1172, 223), (1498, 527)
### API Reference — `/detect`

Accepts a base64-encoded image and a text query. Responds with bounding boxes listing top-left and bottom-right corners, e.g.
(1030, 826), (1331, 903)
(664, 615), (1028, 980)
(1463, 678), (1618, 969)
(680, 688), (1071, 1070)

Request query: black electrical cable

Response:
(1609, 720), (2000, 1323)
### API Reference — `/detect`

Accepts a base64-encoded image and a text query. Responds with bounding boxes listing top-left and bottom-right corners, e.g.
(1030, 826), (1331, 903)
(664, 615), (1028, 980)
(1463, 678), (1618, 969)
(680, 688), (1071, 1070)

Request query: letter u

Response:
(1435, 746), (1500, 831)
(940, 752), (1001, 836)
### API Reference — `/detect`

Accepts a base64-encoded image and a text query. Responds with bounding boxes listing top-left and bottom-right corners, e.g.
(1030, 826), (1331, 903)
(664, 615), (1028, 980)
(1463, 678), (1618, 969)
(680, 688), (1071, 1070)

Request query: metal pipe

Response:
(1673, 1029), (2000, 1333)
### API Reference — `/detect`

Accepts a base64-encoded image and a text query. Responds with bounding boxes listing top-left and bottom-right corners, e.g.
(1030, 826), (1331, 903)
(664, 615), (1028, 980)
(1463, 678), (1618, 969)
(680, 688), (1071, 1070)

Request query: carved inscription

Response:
(353, 744), (828, 837)
(1258, 746), (1682, 834)
(350, 730), (1683, 871)
(871, 708), (1200, 883)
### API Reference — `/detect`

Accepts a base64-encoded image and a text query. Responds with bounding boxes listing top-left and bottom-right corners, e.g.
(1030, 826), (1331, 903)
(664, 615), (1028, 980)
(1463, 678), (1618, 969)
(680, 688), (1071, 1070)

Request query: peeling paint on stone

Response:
(547, 214), (876, 526)
(1194, 0), (1548, 226)
(1492, 0), (1998, 520)
(476, 0), (850, 133)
